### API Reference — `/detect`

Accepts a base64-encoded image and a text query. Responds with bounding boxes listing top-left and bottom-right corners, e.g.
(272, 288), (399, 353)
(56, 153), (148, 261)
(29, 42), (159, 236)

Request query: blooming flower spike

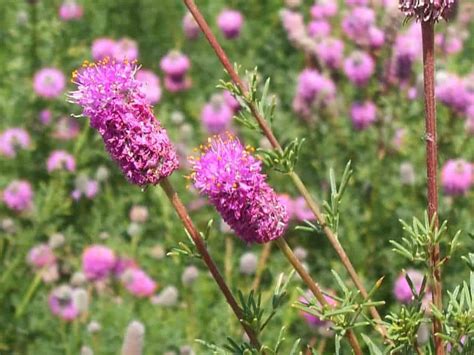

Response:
(189, 133), (288, 244)
(69, 58), (179, 186)
(399, 0), (456, 22)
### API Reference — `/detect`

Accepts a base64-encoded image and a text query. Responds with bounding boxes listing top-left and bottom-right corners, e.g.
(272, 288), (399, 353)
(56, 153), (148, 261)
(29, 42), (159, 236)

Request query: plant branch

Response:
(275, 238), (362, 355)
(183, 0), (389, 341)
(160, 178), (260, 349)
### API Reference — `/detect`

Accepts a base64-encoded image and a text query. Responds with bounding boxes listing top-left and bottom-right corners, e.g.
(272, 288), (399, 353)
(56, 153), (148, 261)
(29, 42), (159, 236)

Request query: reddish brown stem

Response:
(275, 238), (362, 355)
(421, 21), (444, 355)
(183, 0), (389, 342)
(160, 178), (260, 349)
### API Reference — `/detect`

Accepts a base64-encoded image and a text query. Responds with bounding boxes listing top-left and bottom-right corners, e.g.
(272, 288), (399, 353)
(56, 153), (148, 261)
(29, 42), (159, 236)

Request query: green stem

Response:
(15, 272), (42, 318)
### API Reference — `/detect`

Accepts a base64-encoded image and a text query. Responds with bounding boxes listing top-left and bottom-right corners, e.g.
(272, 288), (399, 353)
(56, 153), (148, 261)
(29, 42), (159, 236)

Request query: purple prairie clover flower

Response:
(296, 69), (336, 103)
(2, 180), (33, 212)
(223, 90), (241, 112)
(160, 51), (190, 80)
(122, 269), (157, 297)
(47, 150), (75, 172)
(435, 32), (463, 55)
(350, 101), (377, 130)
(436, 74), (470, 114)
(315, 38), (344, 70)
(82, 245), (116, 280)
(278, 194), (294, 220)
(69, 59), (179, 185)
(441, 159), (472, 195)
(189, 134), (288, 244)
(91, 37), (116, 61)
(299, 290), (337, 327)
(183, 12), (200, 40)
(27, 244), (56, 268)
(0, 128), (30, 158)
(341, 6), (375, 45)
(201, 94), (234, 134)
(217, 9), (244, 39)
(294, 196), (316, 221)
(113, 38), (138, 61)
(52, 117), (80, 141)
(48, 285), (80, 321)
(393, 269), (426, 303)
(113, 258), (138, 277)
(280, 9), (306, 44)
(58, 1), (83, 21)
(33, 68), (66, 99)
(39, 109), (52, 125)
(310, 1), (338, 19)
(164, 75), (192, 93)
(344, 51), (375, 87)
(136, 69), (162, 105)
(368, 26), (385, 49)
(307, 20), (331, 38)
(392, 32), (421, 83)
(399, 0), (456, 22)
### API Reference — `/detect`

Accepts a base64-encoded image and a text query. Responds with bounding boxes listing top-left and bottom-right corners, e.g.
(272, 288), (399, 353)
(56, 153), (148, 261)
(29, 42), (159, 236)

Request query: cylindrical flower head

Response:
(82, 244), (116, 280)
(399, 0), (456, 22)
(122, 268), (157, 297)
(121, 320), (145, 355)
(201, 94), (234, 134)
(69, 59), (179, 186)
(33, 68), (66, 99)
(189, 134), (288, 244)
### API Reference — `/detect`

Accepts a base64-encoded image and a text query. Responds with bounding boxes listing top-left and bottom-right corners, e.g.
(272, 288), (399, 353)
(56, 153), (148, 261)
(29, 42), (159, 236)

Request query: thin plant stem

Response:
(251, 242), (272, 290)
(421, 20), (444, 355)
(224, 235), (234, 285)
(183, 0), (389, 341)
(15, 272), (42, 318)
(159, 178), (260, 349)
(275, 238), (362, 355)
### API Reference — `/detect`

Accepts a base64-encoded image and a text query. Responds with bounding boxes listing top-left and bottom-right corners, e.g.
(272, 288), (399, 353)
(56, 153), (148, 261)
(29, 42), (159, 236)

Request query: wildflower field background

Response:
(0, 0), (473, 354)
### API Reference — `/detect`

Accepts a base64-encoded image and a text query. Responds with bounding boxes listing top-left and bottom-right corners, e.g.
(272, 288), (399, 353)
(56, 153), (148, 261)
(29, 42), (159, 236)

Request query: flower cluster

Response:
(399, 0), (457, 22)
(189, 134), (288, 244)
(160, 51), (192, 93)
(69, 59), (179, 186)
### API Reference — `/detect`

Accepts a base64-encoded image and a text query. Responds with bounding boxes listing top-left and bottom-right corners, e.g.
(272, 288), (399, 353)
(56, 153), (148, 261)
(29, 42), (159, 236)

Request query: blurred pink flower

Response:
(299, 290), (337, 327)
(310, 1), (338, 19)
(160, 51), (190, 80)
(201, 94), (234, 134)
(182, 12), (200, 40)
(2, 180), (33, 212)
(52, 117), (80, 141)
(33, 68), (66, 99)
(136, 69), (162, 105)
(39, 109), (53, 125)
(122, 268), (157, 297)
(278, 194), (294, 220)
(223, 90), (240, 112)
(307, 20), (331, 38)
(82, 245), (116, 280)
(315, 38), (344, 70)
(113, 38), (138, 61)
(393, 269), (425, 303)
(48, 285), (79, 321)
(343, 51), (375, 86)
(350, 101), (377, 130)
(129, 205), (149, 223)
(294, 196), (315, 221)
(59, 1), (83, 21)
(441, 159), (472, 196)
(91, 37), (116, 60)
(0, 128), (30, 158)
(46, 150), (76, 172)
(164, 75), (192, 93)
(27, 244), (56, 268)
(217, 9), (244, 39)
